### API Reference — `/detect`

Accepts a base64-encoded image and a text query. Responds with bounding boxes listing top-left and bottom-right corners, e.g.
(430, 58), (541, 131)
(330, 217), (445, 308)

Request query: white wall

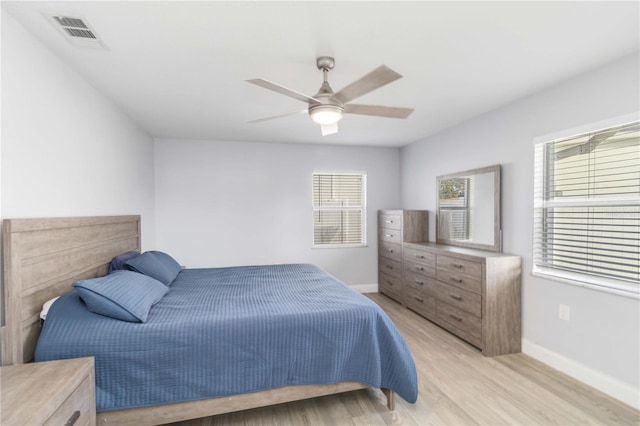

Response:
(401, 53), (640, 406)
(154, 139), (400, 287)
(1, 11), (156, 248)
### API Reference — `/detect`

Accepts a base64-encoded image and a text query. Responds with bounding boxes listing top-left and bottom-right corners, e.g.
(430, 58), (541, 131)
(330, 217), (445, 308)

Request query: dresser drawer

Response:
(403, 246), (435, 266)
(437, 301), (482, 339)
(403, 271), (437, 297)
(379, 241), (402, 262)
(405, 287), (436, 317)
(435, 281), (482, 317)
(379, 228), (402, 244)
(436, 267), (482, 294)
(379, 257), (402, 279)
(437, 255), (482, 277)
(404, 260), (436, 280)
(379, 271), (402, 298)
(379, 213), (402, 230)
(44, 376), (94, 426)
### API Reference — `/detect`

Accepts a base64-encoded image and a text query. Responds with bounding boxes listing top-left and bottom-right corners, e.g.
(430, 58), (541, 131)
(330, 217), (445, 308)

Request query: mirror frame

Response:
(436, 164), (501, 252)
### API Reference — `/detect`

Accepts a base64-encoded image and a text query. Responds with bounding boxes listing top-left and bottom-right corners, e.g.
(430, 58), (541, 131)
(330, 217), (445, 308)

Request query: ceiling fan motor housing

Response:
(316, 56), (335, 71)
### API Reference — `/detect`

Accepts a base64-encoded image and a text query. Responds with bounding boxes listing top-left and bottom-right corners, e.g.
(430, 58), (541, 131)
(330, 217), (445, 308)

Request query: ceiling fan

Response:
(246, 57), (414, 136)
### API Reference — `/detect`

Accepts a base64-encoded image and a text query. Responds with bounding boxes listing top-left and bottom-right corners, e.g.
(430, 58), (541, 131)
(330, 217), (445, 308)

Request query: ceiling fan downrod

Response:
(314, 56), (337, 97)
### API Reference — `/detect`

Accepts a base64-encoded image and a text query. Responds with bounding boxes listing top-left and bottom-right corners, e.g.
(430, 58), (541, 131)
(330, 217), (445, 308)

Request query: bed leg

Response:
(381, 388), (395, 411)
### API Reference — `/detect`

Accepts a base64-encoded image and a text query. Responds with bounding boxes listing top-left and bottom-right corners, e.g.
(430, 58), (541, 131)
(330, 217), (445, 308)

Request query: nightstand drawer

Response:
(1, 358), (96, 426)
(45, 376), (94, 426)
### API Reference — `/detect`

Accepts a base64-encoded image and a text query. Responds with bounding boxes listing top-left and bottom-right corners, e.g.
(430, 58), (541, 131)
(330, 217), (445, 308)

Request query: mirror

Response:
(436, 164), (501, 252)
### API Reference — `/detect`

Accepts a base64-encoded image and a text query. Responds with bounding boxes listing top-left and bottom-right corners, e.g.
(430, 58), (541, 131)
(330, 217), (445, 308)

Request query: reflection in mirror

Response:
(437, 165), (501, 252)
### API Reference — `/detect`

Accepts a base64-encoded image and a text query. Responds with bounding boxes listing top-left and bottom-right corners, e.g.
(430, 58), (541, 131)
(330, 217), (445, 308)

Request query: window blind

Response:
(313, 172), (366, 246)
(533, 121), (640, 292)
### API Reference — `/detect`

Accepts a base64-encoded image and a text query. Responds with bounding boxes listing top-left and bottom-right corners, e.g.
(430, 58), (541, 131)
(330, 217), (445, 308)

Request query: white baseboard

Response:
(351, 283), (378, 294)
(522, 339), (640, 410)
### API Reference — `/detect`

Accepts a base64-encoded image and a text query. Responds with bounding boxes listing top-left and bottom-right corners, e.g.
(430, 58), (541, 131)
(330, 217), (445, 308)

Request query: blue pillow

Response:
(125, 251), (182, 286)
(108, 250), (140, 273)
(73, 270), (168, 322)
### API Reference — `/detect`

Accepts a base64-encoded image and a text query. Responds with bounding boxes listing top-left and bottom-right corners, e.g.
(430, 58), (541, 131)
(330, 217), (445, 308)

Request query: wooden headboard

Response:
(1, 215), (140, 365)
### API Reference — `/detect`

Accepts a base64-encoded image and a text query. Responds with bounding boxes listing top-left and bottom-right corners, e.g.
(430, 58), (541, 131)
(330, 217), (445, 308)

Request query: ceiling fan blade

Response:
(330, 65), (402, 104)
(344, 104), (414, 119)
(248, 109), (307, 123)
(321, 123), (338, 136)
(246, 78), (320, 104)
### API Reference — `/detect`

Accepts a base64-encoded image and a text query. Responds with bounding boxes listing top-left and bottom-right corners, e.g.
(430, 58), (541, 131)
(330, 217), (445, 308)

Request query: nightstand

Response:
(1, 357), (96, 425)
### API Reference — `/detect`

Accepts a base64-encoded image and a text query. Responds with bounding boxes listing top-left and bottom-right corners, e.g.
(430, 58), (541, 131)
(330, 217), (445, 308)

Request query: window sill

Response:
(312, 244), (368, 249)
(532, 267), (639, 300)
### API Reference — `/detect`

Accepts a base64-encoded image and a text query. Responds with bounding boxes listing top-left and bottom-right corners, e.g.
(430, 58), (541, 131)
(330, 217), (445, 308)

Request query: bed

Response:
(1, 215), (417, 425)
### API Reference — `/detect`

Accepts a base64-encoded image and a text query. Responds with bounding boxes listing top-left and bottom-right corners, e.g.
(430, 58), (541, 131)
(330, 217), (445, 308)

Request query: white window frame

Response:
(532, 113), (640, 299)
(312, 171), (367, 249)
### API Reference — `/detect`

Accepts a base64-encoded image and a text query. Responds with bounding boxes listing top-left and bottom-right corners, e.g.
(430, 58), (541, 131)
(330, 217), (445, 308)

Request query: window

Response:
(312, 172), (366, 247)
(533, 120), (639, 296)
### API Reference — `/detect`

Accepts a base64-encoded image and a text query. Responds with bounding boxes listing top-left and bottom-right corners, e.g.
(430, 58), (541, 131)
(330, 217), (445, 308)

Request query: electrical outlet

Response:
(559, 304), (571, 321)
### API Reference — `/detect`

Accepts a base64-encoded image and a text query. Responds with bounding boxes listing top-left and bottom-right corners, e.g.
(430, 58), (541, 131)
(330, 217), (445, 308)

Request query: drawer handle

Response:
(415, 266), (424, 271)
(65, 411), (81, 426)
(414, 279), (424, 286)
(387, 249), (394, 253)
(415, 254), (425, 259)
(449, 314), (463, 322)
(385, 220), (394, 224)
(450, 263), (463, 269)
(450, 277), (463, 284)
(386, 280), (394, 286)
(414, 296), (424, 303)
(449, 294), (462, 301)
(386, 265), (393, 270)
(385, 234), (394, 238)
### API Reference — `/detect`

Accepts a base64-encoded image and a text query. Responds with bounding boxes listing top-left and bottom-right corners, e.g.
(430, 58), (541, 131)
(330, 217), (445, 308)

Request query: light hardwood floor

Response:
(171, 293), (639, 426)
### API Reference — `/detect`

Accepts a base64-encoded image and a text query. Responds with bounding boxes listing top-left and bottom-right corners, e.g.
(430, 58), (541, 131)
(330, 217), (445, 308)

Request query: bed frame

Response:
(1, 215), (393, 425)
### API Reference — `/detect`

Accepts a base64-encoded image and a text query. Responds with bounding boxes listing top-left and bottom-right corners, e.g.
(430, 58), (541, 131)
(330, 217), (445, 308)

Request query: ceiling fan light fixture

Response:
(309, 105), (343, 125)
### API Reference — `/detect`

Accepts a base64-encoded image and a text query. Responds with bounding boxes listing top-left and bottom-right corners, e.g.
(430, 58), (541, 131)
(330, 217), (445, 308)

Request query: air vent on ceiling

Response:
(47, 14), (108, 49)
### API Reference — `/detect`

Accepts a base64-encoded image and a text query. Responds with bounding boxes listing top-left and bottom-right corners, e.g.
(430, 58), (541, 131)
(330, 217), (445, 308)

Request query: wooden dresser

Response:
(378, 210), (428, 304)
(1, 357), (96, 425)
(402, 242), (520, 356)
(378, 209), (521, 357)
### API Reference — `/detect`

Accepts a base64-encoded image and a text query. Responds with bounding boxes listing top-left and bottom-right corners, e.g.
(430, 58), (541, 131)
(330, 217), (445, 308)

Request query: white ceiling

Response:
(3, 1), (639, 147)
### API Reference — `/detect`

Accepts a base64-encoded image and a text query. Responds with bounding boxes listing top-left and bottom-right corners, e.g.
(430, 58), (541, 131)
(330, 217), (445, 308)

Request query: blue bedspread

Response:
(35, 264), (418, 411)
